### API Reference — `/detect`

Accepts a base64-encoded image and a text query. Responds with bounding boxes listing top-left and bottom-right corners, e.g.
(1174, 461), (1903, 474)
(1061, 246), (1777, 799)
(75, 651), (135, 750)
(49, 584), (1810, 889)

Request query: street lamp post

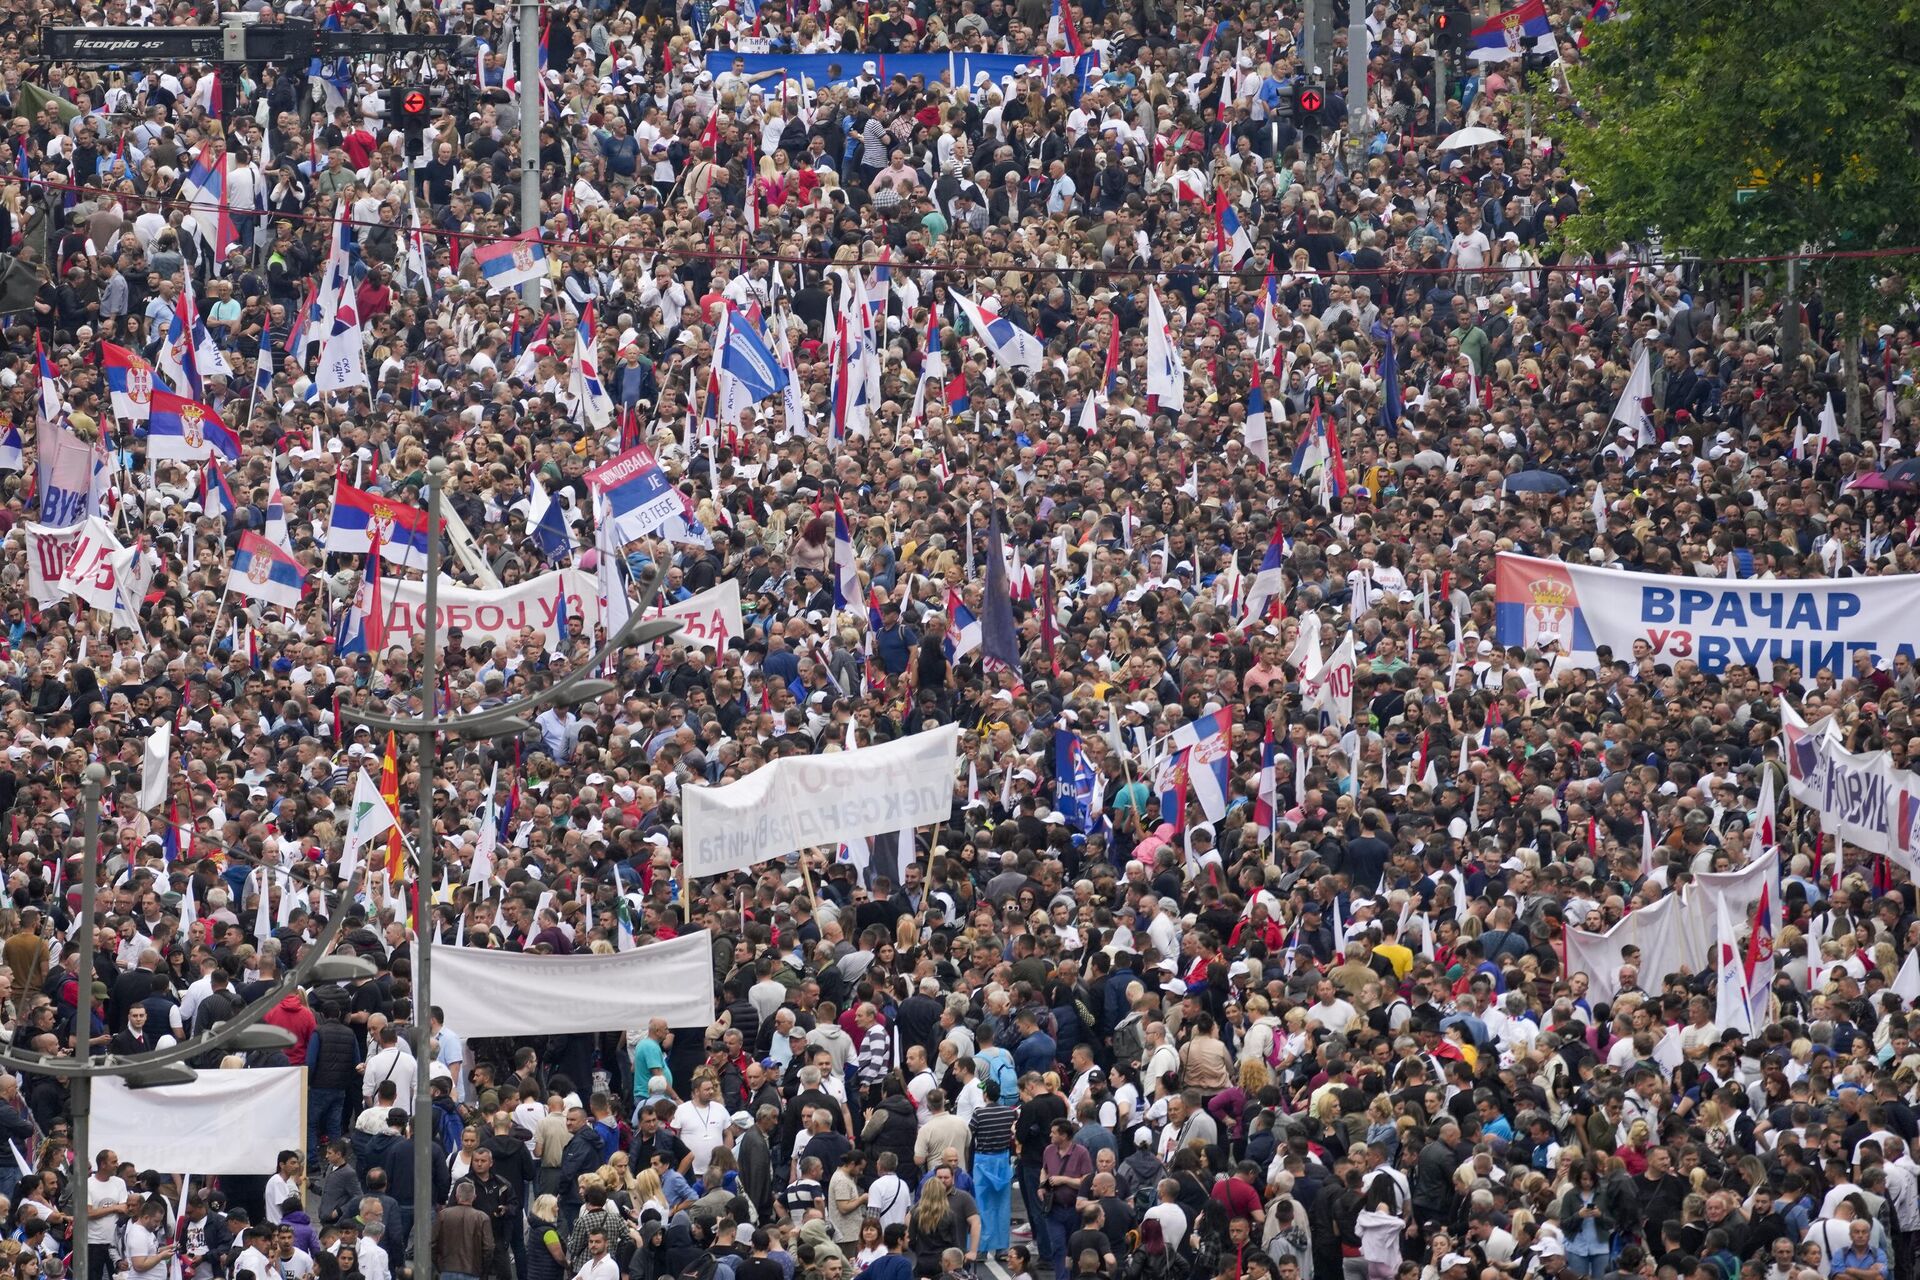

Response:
(343, 459), (682, 1280)
(71, 762), (104, 1280)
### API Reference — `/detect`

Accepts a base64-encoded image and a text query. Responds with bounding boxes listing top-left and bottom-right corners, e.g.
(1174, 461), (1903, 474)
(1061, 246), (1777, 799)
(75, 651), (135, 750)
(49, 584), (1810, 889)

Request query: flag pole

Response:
(798, 847), (820, 913)
(206, 584), (231, 663)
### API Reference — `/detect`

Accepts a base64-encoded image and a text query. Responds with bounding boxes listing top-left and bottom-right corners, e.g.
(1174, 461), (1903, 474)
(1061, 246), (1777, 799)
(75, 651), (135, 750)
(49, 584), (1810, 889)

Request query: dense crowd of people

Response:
(0, 5), (1911, 1280)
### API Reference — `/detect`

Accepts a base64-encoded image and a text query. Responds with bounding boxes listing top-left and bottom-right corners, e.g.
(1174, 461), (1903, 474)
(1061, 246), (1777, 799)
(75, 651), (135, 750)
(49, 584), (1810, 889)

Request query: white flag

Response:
(1893, 949), (1920, 1003)
(1712, 894), (1753, 1036)
(340, 770), (398, 887)
(316, 277), (371, 393)
(139, 723), (171, 812)
(1609, 347), (1655, 448)
(1145, 288), (1186, 412)
(1286, 618), (1323, 678)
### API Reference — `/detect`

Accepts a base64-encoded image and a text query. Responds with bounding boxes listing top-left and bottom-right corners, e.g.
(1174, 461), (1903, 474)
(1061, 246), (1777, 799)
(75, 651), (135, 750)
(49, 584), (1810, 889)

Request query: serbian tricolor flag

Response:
(1253, 717), (1279, 835)
(1243, 523), (1289, 620)
(1051, 0), (1086, 54)
(1102, 311), (1121, 395)
(101, 342), (154, 423)
(1577, 0), (1614, 46)
(163, 800), (184, 863)
(1743, 883), (1775, 1029)
(325, 479), (437, 570)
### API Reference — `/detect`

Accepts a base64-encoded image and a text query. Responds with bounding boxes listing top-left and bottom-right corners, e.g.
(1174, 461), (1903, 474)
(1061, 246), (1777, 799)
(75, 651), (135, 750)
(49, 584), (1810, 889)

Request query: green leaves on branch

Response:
(1546, 0), (1920, 313)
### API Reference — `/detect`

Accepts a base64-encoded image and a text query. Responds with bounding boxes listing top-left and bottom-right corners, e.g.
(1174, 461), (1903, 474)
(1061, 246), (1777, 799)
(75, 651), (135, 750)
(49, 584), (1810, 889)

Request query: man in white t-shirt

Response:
(123, 1199), (176, 1280)
(1305, 980), (1358, 1035)
(231, 1225), (276, 1280)
(264, 1150), (303, 1225)
(1143, 1179), (1187, 1252)
(273, 1222), (316, 1280)
(85, 1149), (134, 1280)
(670, 1075), (732, 1174)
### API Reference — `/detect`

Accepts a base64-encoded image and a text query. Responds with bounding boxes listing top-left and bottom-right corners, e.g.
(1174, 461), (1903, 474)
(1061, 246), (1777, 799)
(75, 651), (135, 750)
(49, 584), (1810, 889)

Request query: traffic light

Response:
(1434, 7), (1472, 48)
(396, 86), (432, 135)
(1292, 83), (1326, 124)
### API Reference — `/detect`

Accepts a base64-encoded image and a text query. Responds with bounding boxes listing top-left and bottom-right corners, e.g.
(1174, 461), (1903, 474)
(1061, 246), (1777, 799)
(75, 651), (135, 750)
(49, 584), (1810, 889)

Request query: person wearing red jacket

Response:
(264, 990), (318, 1066)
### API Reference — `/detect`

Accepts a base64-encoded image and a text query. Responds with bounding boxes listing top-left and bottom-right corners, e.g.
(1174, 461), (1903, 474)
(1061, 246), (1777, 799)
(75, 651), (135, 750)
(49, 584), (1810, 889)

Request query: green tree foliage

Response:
(1550, 0), (1920, 309)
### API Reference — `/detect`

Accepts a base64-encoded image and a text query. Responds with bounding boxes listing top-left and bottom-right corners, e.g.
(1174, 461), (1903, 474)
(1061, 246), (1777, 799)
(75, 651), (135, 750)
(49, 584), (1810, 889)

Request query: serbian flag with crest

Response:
(325, 478), (437, 570)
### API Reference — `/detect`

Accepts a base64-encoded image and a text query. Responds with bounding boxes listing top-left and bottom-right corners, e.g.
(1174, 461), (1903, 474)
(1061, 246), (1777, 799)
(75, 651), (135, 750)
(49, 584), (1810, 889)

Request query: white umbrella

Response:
(1439, 126), (1504, 150)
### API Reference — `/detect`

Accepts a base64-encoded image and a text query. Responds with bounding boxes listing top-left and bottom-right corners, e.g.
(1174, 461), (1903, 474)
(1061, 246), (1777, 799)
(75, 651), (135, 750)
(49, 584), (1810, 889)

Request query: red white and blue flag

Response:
(953, 294), (1045, 372)
(227, 531), (307, 609)
(1470, 0), (1556, 60)
(832, 498), (859, 610)
(945, 589), (981, 661)
(1242, 523), (1290, 619)
(586, 444), (685, 543)
(1170, 708), (1234, 822)
(325, 479), (436, 570)
(1253, 717), (1279, 835)
(201, 460), (239, 520)
(101, 342), (154, 423)
(148, 390), (240, 462)
(475, 231), (550, 294)
(181, 145), (236, 254)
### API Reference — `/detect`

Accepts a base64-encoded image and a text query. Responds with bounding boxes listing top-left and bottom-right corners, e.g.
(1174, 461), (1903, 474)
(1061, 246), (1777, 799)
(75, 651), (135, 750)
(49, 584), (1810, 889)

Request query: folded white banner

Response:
(92, 1067), (306, 1174)
(683, 723), (959, 879)
(1565, 856), (1779, 1007)
(1782, 704), (1918, 872)
(433, 928), (716, 1036)
(23, 522), (83, 606)
(384, 569), (600, 652)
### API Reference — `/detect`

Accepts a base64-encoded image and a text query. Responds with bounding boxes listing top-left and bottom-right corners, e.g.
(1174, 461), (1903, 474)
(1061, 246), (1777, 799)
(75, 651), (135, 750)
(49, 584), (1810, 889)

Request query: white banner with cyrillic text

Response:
(1495, 552), (1920, 682)
(23, 522), (82, 606)
(683, 723), (960, 878)
(384, 569), (600, 651)
(661, 579), (744, 653)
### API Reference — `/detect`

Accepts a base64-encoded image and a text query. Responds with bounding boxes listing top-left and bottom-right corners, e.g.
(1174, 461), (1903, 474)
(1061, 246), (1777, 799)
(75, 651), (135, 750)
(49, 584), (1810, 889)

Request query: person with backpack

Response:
(976, 1026), (1019, 1107)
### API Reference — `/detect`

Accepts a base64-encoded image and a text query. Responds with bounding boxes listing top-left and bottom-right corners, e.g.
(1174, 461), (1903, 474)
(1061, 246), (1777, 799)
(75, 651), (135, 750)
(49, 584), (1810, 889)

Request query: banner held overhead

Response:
(431, 928), (716, 1037)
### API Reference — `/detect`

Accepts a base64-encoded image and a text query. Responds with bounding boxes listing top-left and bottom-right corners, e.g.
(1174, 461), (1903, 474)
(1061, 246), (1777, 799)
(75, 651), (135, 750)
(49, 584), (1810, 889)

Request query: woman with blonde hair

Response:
(631, 1167), (668, 1220)
(909, 1178), (963, 1277)
(527, 1193), (567, 1280)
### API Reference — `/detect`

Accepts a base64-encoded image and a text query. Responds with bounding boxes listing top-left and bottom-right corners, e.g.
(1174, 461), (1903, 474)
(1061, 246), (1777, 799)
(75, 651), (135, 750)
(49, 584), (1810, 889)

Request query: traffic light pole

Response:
(1348, 0), (1368, 151)
(518, 0), (542, 306)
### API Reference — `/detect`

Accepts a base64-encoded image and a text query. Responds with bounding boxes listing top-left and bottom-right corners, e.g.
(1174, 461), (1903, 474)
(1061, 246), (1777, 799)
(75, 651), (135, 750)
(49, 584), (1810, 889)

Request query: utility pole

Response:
(69, 765), (105, 1280)
(518, 0), (543, 306)
(412, 459), (444, 1280)
(1302, 0), (1318, 85)
(1782, 256), (1803, 369)
(1347, 0), (1368, 155)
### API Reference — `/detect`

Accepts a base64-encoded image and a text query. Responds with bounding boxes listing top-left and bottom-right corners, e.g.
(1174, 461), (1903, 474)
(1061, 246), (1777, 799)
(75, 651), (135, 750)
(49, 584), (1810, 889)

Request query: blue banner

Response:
(702, 51), (1085, 90)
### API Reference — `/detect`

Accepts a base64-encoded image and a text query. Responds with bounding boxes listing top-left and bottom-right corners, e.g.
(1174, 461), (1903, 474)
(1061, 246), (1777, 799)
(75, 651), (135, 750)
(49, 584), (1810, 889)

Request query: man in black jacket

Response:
(459, 1145), (521, 1280)
(556, 1108), (604, 1233)
(307, 1004), (361, 1173)
(388, 1113), (453, 1249)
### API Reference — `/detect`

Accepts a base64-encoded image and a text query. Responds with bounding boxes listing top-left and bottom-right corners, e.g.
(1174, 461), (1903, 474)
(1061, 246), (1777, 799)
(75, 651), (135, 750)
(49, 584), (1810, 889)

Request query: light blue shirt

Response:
(536, 707), (580, 761)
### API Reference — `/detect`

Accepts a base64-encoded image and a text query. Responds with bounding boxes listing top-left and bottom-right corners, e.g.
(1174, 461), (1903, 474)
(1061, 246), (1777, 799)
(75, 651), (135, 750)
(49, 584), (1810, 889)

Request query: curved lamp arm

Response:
(0, 898), (360, 1080)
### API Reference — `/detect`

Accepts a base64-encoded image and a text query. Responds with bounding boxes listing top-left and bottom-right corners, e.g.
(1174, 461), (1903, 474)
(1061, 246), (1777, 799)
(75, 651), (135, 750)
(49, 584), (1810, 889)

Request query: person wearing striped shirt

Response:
(968, 1078), (1020, 1262)
(855, 1003), (891, 1102)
